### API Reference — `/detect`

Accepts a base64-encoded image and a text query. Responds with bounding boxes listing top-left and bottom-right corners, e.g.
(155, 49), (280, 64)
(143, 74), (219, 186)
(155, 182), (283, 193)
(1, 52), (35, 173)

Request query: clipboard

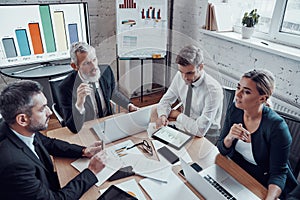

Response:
(151, 125), (192, 150)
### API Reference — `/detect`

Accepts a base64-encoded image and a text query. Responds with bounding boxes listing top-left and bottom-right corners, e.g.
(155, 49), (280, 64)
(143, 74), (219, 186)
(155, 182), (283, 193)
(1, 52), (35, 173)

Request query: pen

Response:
(261, 41), (268, 46)
(173, 102), (183, 110)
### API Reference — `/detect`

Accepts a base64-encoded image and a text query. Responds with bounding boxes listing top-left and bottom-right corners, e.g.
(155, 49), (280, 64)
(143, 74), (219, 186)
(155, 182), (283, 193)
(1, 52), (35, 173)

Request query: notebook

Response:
(92, 106), (152, 144)
(180, 158), (260, 200)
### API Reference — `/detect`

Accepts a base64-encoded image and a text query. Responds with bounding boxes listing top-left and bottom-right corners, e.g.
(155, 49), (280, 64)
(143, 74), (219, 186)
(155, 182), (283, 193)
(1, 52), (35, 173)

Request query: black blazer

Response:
(0, 122), (97, 200)
(59, 65), (130, 133)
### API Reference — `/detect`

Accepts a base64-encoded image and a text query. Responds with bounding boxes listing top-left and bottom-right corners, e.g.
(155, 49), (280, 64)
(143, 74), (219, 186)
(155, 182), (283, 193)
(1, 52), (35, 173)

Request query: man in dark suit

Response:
(59, 42), (138, 133)
(0, 80), (106, 200)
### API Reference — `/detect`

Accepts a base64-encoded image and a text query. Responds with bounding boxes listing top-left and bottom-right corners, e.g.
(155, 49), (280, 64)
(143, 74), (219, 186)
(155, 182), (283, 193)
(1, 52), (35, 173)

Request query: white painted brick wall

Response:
(199, 33), (300, 107)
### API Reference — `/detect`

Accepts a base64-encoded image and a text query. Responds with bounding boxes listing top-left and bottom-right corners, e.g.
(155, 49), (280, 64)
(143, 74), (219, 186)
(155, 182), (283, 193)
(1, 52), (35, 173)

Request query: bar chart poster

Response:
(0, 3), (88, 68)
(116, 0), (168, 58)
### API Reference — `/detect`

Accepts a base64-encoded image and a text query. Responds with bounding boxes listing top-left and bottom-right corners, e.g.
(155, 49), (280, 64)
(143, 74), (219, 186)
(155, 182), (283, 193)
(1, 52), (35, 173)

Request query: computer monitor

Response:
(0, 2), (90, 69)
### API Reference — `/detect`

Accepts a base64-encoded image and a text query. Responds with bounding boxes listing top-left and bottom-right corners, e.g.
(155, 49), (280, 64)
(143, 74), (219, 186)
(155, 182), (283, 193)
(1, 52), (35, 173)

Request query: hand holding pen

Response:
(225, 123), (251, 146)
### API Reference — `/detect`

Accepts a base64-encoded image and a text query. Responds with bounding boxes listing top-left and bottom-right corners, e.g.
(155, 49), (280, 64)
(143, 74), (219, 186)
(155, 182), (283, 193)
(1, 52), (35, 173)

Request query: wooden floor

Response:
(42, 90), (165, 134)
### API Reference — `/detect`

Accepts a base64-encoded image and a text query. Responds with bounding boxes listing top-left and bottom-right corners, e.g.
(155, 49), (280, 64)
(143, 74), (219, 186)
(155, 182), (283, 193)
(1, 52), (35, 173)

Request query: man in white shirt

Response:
(150, 45), (223, 142)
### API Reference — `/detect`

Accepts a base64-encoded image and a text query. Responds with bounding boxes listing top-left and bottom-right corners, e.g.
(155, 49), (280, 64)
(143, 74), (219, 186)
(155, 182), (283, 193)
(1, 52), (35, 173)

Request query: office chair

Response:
(220, 86), (236, 130)
(275, 110), (300, 180)
(49, 75), (118, 127)
(49, 75), (67, 127)
(206, 86), (236, 145)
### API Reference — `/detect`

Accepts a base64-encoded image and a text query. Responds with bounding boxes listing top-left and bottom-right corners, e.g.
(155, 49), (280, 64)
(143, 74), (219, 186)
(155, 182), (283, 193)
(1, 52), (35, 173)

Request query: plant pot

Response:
(242, 26), (254, 39)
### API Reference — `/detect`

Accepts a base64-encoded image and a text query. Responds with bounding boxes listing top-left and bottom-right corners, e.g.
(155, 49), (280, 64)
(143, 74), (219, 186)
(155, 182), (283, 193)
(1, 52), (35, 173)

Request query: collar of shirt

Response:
(11, 128), (35, 151)
(192, 70), (205, 88)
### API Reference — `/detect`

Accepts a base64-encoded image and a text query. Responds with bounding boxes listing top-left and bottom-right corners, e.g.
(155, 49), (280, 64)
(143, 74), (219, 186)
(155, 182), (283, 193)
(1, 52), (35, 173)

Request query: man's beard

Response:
(81, 69), (100, 83)
(28, 118), (49, 132)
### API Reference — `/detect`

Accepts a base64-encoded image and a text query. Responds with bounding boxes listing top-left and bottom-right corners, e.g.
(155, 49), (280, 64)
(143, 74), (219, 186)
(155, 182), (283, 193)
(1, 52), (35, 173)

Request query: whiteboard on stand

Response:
(116, 0), (168, 58)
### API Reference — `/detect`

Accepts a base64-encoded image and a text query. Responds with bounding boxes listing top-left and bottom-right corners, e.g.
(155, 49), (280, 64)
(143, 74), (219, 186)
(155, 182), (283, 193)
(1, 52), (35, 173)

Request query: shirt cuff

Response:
(75, 103), (85, 115)
(157, 108), (169, 118)
(176, 113), (184, 124)
(127, 103), (134, 110)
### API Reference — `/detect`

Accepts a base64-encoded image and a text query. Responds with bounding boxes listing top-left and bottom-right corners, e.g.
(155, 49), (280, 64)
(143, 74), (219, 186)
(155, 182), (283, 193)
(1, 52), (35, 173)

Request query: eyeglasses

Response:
(126, 140), (153, 156)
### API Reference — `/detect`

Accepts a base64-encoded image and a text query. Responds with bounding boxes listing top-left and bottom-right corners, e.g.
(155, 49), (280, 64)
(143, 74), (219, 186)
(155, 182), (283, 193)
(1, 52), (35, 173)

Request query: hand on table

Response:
(156, 115), (169, 128)
(128, 104), (139, 112)
(83, 141), (103, 158)
(88, 151), (106, 175)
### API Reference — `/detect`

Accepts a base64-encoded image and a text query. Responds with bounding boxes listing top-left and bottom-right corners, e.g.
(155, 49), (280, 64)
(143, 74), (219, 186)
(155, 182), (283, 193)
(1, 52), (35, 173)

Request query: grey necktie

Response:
(184, 84), (193, 117)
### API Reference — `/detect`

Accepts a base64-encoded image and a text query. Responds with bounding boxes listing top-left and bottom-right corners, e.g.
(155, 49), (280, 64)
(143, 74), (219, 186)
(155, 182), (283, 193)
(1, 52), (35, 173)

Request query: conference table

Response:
(47, 115), (267, 199)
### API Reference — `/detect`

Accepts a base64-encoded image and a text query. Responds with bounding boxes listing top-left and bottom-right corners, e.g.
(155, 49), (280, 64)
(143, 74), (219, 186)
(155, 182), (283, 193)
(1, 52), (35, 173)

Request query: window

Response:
(229, 0), (300, 47)
(281, 0), (300, 36)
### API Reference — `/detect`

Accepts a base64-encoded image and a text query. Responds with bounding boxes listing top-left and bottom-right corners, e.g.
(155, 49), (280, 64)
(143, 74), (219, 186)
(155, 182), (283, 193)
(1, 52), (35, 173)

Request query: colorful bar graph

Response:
(39, 5), (56, 53)
(141, 6), (162, 20)
(2, 38), (17, 58)
(119, 0), (136, 9)
(15, 29), (31, 56)
(68, 23), (79, 44)
(53, 11), (68, 51)
(28, 23), (44, 54)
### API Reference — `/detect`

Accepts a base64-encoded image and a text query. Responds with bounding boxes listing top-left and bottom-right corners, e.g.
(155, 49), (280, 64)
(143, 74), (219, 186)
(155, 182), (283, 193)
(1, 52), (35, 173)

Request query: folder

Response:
(205, 3), (233, 32)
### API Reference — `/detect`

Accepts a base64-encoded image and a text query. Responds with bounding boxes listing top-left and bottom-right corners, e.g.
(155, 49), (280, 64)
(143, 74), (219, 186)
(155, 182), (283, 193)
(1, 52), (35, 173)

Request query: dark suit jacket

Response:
(287, 183), (300, 200)
(0, 122), (97, 200)
(59, 65), (130, 133)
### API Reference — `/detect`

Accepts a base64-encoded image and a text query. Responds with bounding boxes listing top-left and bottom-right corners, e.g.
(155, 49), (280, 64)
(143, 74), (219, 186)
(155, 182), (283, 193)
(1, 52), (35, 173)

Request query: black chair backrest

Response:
(49, 75), (67, 126)
(220, 86), (236, 130)
(275, 110), (300, 179)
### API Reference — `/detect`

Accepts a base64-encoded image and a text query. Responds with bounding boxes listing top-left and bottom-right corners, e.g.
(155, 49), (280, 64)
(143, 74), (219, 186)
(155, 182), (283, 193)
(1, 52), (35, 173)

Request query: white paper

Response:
(100, 179), (146, 200)
(124, 154), (171, 182)
(107, 140), (171, 182)
(71, 154), (122, 186)
(139, 171), (199, 200)
(71, 141), (144, 186)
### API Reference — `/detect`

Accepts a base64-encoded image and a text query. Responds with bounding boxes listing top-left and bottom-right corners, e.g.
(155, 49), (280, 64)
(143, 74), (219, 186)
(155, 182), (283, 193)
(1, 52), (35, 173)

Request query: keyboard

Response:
(204, 175), (237, 200)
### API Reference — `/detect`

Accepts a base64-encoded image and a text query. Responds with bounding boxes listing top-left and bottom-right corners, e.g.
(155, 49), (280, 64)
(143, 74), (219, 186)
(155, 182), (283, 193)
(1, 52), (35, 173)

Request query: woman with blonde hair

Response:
(217, 69), (298, 199)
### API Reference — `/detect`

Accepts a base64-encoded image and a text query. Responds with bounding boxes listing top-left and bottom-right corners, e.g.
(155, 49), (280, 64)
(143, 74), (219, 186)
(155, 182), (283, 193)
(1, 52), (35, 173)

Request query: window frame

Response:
(232, 0), (300, 48)
(269, 0), (300, 47)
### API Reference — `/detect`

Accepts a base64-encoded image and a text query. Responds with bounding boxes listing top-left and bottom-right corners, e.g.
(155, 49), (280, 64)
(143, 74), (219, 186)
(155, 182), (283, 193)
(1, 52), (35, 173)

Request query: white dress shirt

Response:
(11, 129), (39, 158)
(236, 140), (257, 165)
(157, 70), (223, 137)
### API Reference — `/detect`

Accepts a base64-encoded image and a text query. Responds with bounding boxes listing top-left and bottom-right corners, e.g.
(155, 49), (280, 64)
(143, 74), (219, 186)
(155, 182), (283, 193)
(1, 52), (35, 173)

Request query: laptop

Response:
(180, 158), (260, 200)
(92, 106), (152, 144)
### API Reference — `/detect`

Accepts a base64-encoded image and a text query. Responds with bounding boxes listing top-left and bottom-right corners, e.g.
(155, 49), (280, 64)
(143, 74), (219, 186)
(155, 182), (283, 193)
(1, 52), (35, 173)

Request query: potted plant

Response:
(241, 9), (260, 39)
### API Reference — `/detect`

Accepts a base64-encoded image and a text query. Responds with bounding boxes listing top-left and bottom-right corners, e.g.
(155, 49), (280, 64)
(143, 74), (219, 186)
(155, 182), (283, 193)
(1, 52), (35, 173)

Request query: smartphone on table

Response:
(157, 146), (179, 164)
(178, 162), (202, 178)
